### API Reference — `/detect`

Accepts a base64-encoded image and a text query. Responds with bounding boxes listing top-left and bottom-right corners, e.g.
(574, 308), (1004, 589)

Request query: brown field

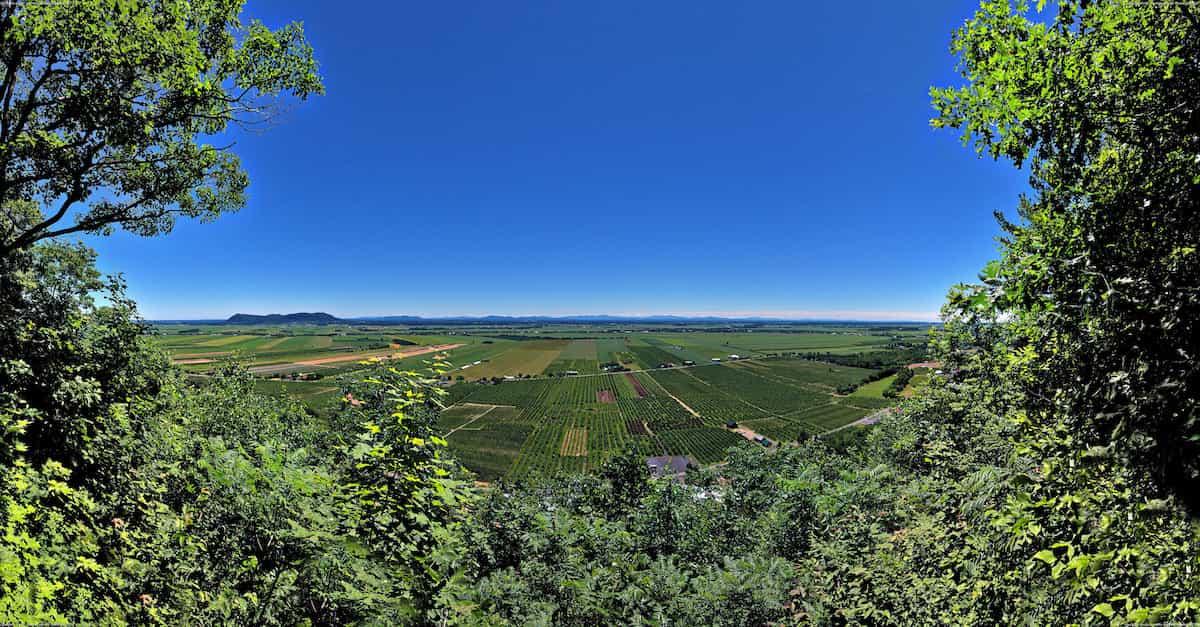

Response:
(560, 429), (588, 456)
(596, 390), (615, 403)
(295, 343), (463, 366)
(731, 426), (763, 442)
(174, 357), (215, 365)
(626, 373), (647, 397)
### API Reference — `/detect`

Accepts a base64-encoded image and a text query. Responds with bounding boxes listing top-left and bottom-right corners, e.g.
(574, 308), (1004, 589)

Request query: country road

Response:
(818, 407), (896, 437)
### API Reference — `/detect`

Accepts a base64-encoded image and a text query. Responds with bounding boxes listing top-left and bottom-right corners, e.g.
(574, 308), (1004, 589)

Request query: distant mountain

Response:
(350, 314), (938, 325)
(150, 312), (938, 326)
(360, 315), (426, 323)
(226, 312), (342, 325)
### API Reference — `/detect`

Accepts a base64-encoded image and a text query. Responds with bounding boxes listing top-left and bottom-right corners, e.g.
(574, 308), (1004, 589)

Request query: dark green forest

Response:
(2, 0), (1199, 623)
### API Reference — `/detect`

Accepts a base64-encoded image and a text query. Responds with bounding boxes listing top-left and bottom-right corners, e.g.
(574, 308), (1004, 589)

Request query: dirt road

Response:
(295, 343), (463, 366)
(818, 407), (896, 437)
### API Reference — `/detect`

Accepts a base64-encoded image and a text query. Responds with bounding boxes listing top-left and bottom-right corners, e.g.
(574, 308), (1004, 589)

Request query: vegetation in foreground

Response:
(2, 0), (1200, 624)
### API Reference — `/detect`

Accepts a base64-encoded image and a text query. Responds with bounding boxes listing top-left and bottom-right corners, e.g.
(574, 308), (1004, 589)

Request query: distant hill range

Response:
(226, 312), (342, 325)
(355, 314), (936, 325)
(146, 312), (938, 326)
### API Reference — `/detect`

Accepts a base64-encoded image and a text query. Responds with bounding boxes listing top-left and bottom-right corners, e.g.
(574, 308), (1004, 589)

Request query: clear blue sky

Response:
(86, 0), (1028, 321)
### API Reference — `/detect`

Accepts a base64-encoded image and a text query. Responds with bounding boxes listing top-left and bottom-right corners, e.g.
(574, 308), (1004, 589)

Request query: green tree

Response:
(0, 1), (327, 621)
(338, 360), (477, 620)
(0, 0), (322, 257)
(0, 242), (167, 478)
(918, 0), (1200, 621)
(933, 0), (1200, 507)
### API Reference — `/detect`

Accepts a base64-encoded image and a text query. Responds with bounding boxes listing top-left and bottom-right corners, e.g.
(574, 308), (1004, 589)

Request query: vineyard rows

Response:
(438, 358), (896, 480)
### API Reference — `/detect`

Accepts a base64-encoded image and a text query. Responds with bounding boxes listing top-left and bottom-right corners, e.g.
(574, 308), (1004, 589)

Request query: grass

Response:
(596, 338), (630, 363)
(454, 340), (566, 380)
(850, 375), (896, 398)
(902, 368), (934, 397)
(627, 341), (683, 368)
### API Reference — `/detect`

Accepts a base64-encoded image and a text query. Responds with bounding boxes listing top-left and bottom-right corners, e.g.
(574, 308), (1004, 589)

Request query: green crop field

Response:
(440, 356), (910, 479)
(596, 338), (632, 363)
(251, 379), (342, 411)
(626, 341), (684, 368)
(151, 324), (474, 377)
(453, 340), (566, 379)
(152, 321), (928, 480)
(547, 339), (600, 374)
(445, 423), (534, 481)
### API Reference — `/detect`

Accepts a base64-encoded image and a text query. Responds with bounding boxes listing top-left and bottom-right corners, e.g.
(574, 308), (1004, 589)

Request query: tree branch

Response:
(7, 50), (60, 146)
(0, 178), (84, 255)
(38, 198), (170, 242)
(1, 47), (61, 211)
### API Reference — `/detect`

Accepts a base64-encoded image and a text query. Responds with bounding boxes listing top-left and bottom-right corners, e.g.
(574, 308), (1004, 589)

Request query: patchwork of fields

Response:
(439, 357), (891, 480)
(152, 322), (930, 477)
(154, 327), (472, 375)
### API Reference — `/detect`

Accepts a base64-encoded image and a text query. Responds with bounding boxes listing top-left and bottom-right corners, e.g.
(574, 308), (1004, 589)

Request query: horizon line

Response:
(147, 309), (942, 323)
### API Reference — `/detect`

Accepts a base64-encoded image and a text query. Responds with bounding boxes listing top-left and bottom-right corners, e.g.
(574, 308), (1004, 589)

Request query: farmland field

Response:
(150, 320), (930, 479)
(453, 339), (566, 379)
(442, 357), (912, 479)
(548, 339), (600, 374)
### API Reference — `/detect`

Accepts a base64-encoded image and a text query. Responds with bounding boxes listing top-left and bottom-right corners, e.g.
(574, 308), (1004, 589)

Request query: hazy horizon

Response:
(152, 308), (942, 322)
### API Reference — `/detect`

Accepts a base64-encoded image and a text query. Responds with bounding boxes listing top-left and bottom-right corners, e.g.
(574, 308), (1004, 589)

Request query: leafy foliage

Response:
(932, 0), (1200, 506)
(0, 243), (474, 623)
(0, 0), (323, 256)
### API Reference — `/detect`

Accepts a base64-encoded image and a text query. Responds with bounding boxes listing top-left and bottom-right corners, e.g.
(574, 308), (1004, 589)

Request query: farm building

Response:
(683, 360), (695, 366)
(646, 456), (692, 483)
(710, 357), (722, 362)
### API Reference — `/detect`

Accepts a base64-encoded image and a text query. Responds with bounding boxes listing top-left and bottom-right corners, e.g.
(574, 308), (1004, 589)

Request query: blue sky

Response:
(86, 0), (1028, 321)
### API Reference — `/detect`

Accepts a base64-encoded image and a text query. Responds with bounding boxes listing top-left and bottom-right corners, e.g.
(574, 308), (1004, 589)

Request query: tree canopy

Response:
(933, 0), (1200, 508)
(0, 0), (322, 257)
